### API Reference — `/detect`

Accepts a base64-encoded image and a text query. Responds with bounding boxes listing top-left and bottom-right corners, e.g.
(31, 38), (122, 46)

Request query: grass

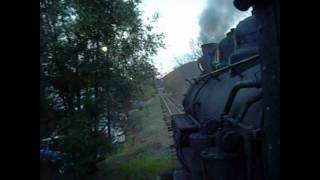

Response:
(91, 96), (178, 180)
(116, 155), (175, 180)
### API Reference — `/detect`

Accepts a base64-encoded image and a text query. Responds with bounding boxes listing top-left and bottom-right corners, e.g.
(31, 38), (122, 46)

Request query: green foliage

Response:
(57, 114), (112, 178)
(136, 85), (156, 101)
(118, 155), (175, 180)
(91, 97), (178, 179)
(40, 0), (164, 177)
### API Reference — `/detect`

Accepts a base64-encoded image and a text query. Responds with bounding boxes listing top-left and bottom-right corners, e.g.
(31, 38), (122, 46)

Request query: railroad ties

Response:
(159, 94), (183, 161)
(160, 94), (188, 180)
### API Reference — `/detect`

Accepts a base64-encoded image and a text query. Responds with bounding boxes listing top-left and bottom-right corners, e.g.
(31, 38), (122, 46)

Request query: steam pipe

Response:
(238, 90), (263, 121)
(223, 81), (261, 115)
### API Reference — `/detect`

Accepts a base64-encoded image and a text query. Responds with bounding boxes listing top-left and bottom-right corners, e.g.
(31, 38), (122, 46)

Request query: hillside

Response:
(92, 96), (177, 180)
(162, 61), (200, 103)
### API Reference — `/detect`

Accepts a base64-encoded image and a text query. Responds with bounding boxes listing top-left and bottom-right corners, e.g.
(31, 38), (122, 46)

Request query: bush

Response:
(57, 115), (113, 179)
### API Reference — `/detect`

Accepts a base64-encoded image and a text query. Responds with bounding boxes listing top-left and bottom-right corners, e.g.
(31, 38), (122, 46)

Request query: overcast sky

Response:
(139, 0), (251, 76)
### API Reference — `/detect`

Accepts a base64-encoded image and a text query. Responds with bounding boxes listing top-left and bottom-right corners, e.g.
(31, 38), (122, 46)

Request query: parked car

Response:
(40, 133), (107, 175)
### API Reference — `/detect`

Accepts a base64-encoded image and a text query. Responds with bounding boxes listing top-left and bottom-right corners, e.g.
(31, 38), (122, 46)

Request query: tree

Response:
(40, 0), (164, 178)
(174, 38), (202, 67)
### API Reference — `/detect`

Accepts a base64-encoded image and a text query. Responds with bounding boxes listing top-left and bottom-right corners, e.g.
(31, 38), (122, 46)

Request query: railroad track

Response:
(160, 94), (183, 115)
(159, 94), (183, 180)
(159, 94), (183, 159)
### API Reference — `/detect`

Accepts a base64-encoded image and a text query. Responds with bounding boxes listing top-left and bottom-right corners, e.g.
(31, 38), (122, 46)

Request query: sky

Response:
(138, 0), (251, 76)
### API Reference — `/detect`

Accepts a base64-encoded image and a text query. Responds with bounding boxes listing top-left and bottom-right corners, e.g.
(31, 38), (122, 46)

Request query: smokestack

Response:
(199, 43), (218, 72)
(201, 43), (217, 59)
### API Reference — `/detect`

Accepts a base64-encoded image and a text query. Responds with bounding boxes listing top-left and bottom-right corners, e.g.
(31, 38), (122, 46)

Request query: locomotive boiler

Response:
(171, 1), (280, 180)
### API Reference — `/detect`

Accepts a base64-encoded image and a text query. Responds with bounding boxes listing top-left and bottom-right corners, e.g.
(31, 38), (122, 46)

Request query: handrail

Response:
(198, 54), (259, 80)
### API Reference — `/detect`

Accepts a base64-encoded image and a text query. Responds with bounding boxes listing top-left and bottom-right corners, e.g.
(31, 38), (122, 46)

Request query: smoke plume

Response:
(199, 0), (250, 44)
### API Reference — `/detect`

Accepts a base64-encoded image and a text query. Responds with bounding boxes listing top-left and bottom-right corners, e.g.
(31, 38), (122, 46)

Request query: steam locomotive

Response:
(171, 1), (279, 180)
